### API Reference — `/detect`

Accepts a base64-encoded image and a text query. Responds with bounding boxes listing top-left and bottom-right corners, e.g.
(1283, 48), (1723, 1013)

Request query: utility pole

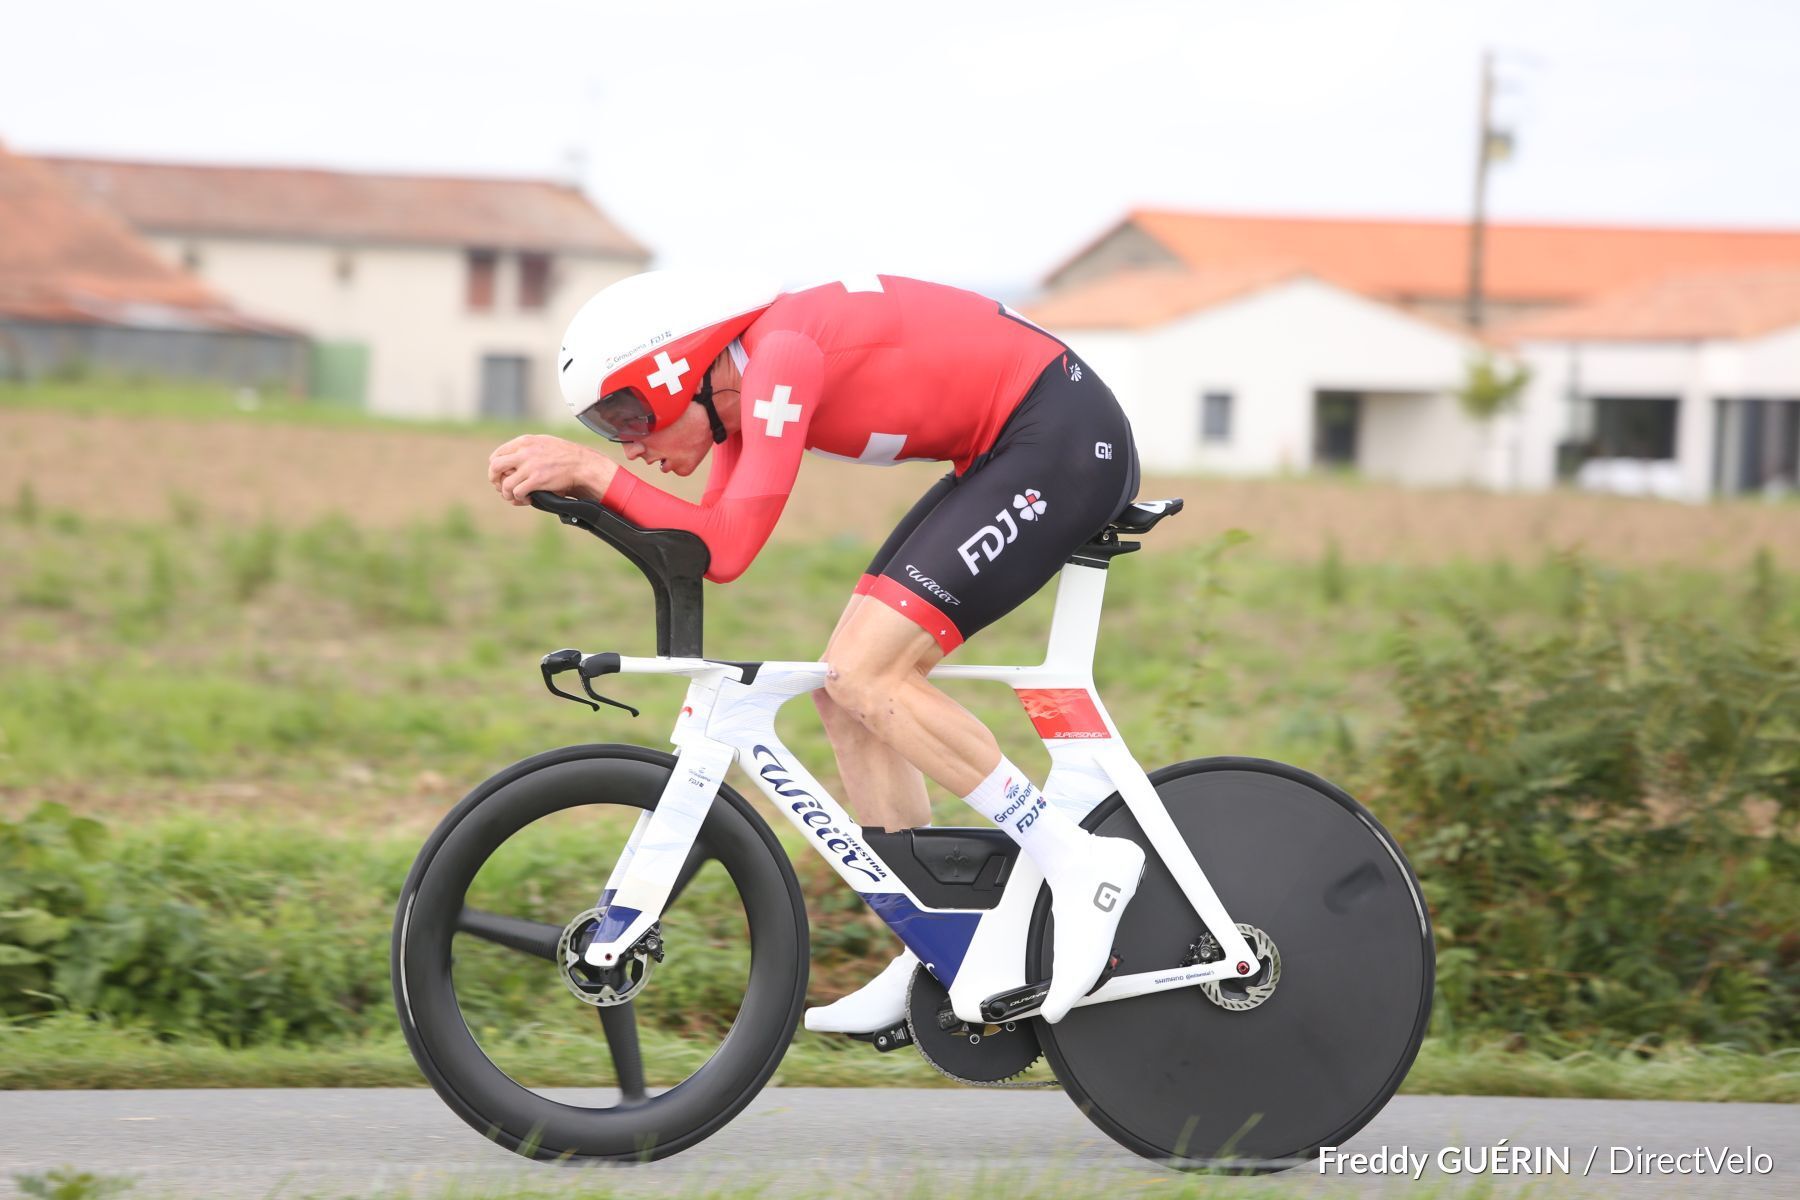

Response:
(1467, 50), (1496, 331)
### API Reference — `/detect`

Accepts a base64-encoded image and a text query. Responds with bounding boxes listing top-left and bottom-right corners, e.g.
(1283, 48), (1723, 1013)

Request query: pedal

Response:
(978, 952), (1122, 1023)
(846, 1022), (913, 1053)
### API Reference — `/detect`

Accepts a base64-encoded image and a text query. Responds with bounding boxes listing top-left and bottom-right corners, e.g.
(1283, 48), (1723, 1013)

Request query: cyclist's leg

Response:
(823, 601), (990, 796)
(813, 595), (934, 830)
(812, 471), (957, 831)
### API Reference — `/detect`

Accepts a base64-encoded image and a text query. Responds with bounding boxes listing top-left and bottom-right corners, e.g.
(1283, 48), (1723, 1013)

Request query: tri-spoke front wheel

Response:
(392, 744), (808, 1161)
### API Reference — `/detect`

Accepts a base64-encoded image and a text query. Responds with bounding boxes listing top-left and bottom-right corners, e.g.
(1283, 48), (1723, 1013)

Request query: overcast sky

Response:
(6, 0), (1796, 295)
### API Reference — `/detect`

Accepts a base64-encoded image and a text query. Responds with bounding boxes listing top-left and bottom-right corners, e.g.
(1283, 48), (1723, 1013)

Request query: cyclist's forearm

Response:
(576, 453), (619, 504)
(601, 470), (783, 582)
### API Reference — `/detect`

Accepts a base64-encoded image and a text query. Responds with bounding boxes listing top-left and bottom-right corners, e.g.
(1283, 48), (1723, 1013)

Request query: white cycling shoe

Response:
(803, 949), (918, 1034)
(1041, 836), (1147, 1024)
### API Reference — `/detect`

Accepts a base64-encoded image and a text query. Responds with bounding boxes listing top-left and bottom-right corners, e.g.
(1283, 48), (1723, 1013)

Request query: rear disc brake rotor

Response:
(1200, 924), (1280, 1012)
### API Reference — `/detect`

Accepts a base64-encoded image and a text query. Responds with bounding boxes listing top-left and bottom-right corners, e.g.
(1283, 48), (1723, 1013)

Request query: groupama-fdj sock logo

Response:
(992, 776), (1048, 834)
(957, 487), (1049, 575)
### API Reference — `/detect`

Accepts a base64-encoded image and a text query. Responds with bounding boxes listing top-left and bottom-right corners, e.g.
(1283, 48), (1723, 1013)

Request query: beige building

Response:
(50, 157), (650, 420)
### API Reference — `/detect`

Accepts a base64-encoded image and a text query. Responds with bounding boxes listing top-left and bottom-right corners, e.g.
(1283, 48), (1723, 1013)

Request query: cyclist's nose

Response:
(622, 441), (645, 461)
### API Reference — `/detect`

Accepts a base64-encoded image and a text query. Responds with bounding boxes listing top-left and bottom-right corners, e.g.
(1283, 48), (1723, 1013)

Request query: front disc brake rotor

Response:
(557, 908), (660, 1007)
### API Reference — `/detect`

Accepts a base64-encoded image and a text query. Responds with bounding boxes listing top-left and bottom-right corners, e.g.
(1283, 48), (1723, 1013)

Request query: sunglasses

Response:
(577, 388), (656, 442)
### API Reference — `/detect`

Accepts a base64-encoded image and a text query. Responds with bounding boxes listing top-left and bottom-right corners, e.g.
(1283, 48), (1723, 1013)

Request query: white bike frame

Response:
(576, 557), (1259, 1025)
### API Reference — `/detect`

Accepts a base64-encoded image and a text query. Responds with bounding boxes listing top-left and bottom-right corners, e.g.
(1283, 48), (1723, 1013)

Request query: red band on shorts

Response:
(866, 574), (965, 655)
(853, 573), (879, 597)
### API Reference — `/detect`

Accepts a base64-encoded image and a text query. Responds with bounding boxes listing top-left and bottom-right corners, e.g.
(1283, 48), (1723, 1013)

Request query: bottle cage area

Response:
(525, 490), (1185, 659)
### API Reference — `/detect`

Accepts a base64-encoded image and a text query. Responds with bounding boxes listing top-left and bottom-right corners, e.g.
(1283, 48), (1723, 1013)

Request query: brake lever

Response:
(579, 652), (640, 718)
(540, 648), (600, 711)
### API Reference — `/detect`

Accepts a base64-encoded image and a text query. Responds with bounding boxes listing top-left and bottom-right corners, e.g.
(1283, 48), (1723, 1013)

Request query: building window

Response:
(1201, 390), (1233, 443)
(1590, 396), (1678, 459)
(480, 354), (531, 420)
(519, 253), (552, 310)
(466, 249), (498, 311)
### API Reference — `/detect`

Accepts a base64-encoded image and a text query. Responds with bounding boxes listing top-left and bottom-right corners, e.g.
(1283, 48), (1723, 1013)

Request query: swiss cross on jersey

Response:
(753, 385), (803, 437)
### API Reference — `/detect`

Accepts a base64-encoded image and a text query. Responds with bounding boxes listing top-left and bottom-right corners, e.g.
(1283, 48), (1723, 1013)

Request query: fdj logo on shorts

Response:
(958, 489), (1048, 575)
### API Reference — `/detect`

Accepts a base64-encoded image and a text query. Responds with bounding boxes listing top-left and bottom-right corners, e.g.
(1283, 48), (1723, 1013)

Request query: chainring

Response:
(904, 965), (1045, 1086)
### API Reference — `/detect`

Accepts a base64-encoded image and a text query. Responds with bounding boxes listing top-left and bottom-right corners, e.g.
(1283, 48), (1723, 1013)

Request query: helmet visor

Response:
(577, 388), (656, 442)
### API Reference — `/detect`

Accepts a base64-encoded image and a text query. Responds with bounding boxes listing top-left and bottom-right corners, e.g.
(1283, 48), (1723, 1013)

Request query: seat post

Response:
(1041, 560), (1111, 673)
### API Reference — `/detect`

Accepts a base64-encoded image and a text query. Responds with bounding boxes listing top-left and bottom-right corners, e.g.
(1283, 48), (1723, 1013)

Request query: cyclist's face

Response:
(620, 402), (712, 476)
(619, 357), (741, 477)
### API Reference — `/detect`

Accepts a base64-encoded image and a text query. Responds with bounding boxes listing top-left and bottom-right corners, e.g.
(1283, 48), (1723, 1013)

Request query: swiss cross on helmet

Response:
(557, 270), (779, 443)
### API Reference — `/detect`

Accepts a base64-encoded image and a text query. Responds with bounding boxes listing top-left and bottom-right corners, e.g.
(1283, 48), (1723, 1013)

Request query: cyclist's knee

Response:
(812, 686), (858, 736)
(821, 657), (897, 726)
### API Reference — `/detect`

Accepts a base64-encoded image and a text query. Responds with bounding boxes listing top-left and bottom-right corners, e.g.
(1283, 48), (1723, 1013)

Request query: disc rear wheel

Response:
(1030, 757), (1434, 1169)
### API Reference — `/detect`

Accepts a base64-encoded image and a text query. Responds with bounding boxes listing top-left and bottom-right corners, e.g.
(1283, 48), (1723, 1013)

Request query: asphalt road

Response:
(0, 1088), (1793, 1199)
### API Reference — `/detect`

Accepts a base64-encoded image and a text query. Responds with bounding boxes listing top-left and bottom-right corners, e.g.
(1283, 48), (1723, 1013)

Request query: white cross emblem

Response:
(809, 431), (923, 466)
(753, 385), (803, 437)
(646, 350), (689, 396)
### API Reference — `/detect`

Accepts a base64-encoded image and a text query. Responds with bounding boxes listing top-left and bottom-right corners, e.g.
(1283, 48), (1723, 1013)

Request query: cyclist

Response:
(487, 270), (1144, 1028)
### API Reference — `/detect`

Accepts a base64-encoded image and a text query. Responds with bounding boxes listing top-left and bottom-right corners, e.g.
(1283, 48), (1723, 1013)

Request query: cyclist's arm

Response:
(601, 330), (823, 583)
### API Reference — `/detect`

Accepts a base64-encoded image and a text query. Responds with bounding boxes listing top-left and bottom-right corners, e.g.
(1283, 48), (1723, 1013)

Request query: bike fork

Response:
(575, 701), (736, 968)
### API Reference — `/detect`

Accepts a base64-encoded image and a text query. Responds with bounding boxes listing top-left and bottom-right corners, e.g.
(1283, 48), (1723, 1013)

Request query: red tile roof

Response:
(1024, 264), (1306, 330)
(1500, 267), (1800, 342)
(1057, 209), (1800, 304)
(0, 144), (287, 332)
(47, 156), (650, 257)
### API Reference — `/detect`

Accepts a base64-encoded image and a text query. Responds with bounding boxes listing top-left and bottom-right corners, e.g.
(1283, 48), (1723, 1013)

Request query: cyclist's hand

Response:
(488, 435), (615, 505)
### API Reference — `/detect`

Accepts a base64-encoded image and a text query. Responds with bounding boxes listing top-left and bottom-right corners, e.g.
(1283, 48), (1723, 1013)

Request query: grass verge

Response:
(2, 1017), (1794, 1102)
(10, 1169), (1538, 1200)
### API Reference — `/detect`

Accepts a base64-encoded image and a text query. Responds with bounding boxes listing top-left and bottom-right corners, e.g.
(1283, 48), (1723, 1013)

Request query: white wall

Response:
(1055, 278), (1486, 484)
(1742, 325), (1800, 392)
(1515, 339), (1719, 501)
(148, 234), (638, 420)
(1360, 391), (1491, 487)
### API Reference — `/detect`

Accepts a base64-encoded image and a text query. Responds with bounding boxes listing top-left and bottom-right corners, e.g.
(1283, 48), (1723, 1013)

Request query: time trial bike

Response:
(391, 490), (1434, 1169)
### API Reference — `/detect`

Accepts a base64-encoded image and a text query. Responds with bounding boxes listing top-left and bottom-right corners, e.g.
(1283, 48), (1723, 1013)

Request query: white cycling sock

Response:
(960, 757), (1086, 885)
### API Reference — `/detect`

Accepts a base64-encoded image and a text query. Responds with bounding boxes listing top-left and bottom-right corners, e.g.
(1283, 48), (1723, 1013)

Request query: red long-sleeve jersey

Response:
(599, 275), (1065, 582)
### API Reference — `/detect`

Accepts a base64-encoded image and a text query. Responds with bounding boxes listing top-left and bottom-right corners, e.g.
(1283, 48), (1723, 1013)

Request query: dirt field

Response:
(4, 407), (1797, 567)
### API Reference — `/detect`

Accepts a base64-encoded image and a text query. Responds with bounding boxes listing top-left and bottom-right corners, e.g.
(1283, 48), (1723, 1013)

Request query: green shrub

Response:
(1370, 581), (1800, 1048)
(219, 520), (282, 601)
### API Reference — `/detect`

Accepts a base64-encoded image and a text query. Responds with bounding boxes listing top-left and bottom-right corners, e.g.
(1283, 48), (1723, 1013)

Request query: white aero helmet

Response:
(557, 269), (779, 441)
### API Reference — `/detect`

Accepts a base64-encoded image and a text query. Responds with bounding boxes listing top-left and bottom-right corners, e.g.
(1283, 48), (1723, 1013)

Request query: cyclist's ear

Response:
(707, 348), (742, 392)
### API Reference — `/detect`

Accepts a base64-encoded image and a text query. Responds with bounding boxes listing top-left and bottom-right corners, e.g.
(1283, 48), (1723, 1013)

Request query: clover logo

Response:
(1013, 489), (1047, 521)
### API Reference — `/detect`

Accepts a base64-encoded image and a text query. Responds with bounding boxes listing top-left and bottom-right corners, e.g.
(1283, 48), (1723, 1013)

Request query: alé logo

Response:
(958, 488), (1048, 576)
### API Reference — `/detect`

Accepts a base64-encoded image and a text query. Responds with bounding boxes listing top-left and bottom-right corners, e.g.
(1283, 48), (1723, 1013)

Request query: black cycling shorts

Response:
(856, 351), (1140, 653)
